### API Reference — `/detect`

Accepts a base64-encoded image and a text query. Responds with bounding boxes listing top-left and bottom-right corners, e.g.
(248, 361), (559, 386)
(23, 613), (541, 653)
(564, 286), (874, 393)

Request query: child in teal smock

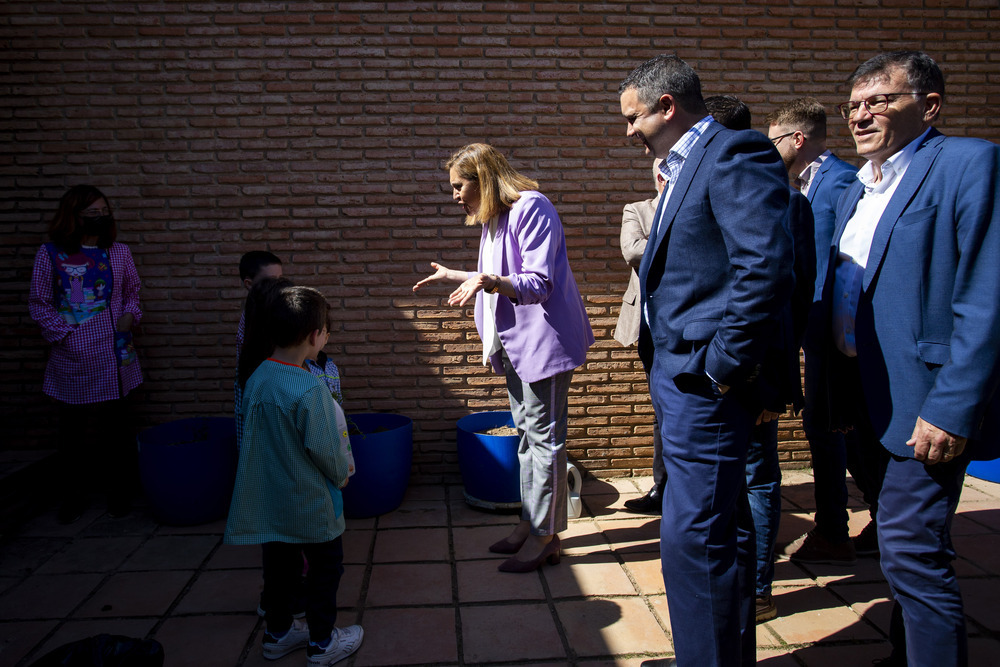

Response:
(225, 285), (363, 666)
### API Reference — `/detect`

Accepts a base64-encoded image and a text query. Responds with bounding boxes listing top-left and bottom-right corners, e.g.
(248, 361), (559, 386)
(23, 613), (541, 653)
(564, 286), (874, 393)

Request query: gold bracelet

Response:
(486, 274), (501, 294)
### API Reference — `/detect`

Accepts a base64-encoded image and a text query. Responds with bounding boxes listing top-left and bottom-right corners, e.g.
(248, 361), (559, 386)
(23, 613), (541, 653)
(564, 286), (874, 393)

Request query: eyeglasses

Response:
(769, 132), (796, 146)
(837, 92), (927, 120)
(79, 207), (111, 219)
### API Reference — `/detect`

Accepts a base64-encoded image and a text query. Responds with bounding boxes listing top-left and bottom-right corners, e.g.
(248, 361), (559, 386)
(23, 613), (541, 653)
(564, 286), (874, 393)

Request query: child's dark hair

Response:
(270, 285), (330, 348)
(237, 280), (331, 388)
(238, 276), (292, 388)
(239, 250), (282, 282)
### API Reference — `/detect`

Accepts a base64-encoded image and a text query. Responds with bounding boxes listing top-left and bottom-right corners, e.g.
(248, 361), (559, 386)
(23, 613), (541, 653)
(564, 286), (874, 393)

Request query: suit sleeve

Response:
(620, 203), (649, 270)
(919, 143), (1000, 438)
(704, 135), (795, 387)
(507, 193), (559, 306)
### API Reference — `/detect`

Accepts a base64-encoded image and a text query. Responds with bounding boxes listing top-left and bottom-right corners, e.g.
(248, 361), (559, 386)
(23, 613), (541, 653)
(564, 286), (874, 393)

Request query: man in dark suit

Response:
(817, 51), (1000, 666)
(619, 55), (794, 667)
(766, 98), (886, 566)
(705, 94), (816, 624)
(615, 160), (668, 513)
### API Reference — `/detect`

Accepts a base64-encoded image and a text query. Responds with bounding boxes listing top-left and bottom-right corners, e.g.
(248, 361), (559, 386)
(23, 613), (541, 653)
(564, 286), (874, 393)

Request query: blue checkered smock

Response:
(225, 360), (350, 545)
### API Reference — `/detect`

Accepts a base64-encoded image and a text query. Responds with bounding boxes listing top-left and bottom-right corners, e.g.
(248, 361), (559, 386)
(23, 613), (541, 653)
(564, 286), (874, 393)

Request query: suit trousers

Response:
(502, 349), (571, 536)
(802, 349), (887, 541)
(878, 452), (970, 666)
(651, 374), (756, 667)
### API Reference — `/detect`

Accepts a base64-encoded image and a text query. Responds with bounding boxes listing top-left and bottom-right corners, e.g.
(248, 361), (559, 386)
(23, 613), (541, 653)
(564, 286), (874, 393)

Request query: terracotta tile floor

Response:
(1, 469), (1000, 666)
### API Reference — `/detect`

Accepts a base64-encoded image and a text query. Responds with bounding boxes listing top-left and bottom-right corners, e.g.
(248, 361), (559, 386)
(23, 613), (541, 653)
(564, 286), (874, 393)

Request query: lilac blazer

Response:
(471, 191), (594, 383)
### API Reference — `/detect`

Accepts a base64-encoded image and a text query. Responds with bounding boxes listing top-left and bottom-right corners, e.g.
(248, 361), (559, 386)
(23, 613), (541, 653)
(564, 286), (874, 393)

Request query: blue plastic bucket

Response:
(341, 413), (413, 519)
(456, 411), (521, 509)
(967, 458), (1000, 484)
(137, 417), (238, 526)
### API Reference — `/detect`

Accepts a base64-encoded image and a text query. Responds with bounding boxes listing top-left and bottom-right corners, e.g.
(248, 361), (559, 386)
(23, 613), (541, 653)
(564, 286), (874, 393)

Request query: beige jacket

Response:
(613, 196), (659, 347)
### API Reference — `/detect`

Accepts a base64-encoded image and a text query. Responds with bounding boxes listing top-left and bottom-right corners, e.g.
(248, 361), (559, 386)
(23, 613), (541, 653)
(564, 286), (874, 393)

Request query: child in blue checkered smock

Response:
(225, 284), (363, 665)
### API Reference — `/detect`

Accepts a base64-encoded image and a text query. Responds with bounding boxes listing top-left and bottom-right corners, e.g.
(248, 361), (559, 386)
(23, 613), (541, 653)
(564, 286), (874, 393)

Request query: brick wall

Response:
(2, 1), (998, 482)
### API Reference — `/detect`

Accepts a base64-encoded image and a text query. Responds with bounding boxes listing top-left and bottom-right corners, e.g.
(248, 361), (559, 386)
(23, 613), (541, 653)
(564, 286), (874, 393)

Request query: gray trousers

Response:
(502, 349), (572, 536)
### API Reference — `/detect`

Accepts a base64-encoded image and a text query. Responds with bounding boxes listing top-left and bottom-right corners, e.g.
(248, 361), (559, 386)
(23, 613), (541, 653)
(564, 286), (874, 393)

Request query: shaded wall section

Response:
(2, 1), (998, 481)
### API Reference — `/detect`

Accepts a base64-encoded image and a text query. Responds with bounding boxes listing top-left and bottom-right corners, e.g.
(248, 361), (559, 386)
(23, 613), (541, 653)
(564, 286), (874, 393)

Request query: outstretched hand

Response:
(413, 262), (453, 292)
(447, 273), (489, 307)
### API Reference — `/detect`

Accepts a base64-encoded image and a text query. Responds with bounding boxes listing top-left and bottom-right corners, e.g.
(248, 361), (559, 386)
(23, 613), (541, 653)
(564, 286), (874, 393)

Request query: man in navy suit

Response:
(766, 98), (887, 566)
(619, 55), (794, 667)
(816, 51), (1000, 666)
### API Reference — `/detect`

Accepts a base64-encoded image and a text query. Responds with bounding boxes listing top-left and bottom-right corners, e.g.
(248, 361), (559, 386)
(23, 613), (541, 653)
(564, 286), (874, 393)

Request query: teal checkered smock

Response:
(225, 360), (351, 545)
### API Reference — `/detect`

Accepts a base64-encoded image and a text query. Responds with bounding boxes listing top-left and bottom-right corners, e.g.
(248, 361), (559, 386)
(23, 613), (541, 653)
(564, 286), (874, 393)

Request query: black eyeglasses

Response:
(769, 132), (796, 146)
(837, 92), (927, 120)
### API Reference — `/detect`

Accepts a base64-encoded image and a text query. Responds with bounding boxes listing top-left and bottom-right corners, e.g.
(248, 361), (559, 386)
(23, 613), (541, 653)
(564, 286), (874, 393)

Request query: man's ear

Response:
(923, 92), (943, 123)
(657, 93), (676, 120)
(243, 277), (253, 290)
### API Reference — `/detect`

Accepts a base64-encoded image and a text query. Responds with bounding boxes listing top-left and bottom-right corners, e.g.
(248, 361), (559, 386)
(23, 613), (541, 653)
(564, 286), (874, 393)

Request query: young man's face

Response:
(243, 262), (283, 290)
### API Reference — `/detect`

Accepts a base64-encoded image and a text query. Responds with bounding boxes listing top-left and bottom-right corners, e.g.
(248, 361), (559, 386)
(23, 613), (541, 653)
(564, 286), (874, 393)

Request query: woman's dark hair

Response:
(238, 276), (293, 388)
(49, 184), (117, 252)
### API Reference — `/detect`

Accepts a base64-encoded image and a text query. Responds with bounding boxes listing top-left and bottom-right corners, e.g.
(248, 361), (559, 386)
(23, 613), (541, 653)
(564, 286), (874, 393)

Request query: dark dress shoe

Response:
(624, 485), (663, 514)
(498, 535), (560, 573)
(640, 659), (677, 666)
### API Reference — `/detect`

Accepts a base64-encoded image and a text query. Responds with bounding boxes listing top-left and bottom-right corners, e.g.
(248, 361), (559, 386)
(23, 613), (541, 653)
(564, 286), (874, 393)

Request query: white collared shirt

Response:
(832, 128), (931, 356)
(797, 150), (833, 198)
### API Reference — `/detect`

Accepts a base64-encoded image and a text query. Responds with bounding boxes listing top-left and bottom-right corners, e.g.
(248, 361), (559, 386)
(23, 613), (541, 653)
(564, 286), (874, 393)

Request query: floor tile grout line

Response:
(446, 485), (467, 667)
(13, 517), (161, 667)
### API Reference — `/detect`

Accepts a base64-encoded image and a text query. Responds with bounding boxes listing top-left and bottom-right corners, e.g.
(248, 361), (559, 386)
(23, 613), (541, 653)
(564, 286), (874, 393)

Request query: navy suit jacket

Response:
(818, 129), (1000, 459)
(637, 122), (794, 411)
(805, 154), (856, 301)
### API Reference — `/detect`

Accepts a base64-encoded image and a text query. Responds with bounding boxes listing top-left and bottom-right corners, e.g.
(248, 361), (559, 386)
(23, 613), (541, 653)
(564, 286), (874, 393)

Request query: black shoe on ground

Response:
(640, 659), (677, 666)
(853, 519), (880, 557)
(624, 485), (663, 514)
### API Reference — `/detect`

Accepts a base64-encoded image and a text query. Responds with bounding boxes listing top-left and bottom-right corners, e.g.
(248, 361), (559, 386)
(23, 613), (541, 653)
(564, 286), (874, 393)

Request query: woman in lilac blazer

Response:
(414, 144), (594, 573)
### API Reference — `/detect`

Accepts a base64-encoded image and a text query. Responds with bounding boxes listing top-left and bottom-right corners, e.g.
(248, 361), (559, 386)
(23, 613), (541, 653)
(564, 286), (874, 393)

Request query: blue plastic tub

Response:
(137, 417), (238, 526)
(967, 458), (1000, 484)
(456, 411), (521, 509)
(341, 413), (413, 519)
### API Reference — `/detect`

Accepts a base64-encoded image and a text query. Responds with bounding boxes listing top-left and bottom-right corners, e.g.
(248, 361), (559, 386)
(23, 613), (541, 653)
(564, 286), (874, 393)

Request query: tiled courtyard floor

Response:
(1, 469), (999, 666)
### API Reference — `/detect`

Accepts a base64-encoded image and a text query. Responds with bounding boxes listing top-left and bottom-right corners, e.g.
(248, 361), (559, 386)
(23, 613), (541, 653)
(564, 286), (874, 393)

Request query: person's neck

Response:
(269, 343), (310, 369)
(794, 143), (825, 174)
(80, 235), (99, 247)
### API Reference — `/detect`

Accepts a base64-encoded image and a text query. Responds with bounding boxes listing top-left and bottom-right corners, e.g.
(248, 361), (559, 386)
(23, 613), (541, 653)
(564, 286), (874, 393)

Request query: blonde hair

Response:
(446, 143), (539, 226)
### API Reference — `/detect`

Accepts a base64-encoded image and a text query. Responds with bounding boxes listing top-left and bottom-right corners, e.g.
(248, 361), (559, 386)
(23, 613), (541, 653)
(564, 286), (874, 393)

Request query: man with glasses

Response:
(765, 99), (886, 568)
(815, 51), (1000, 666)
(619, 55), (794, 667)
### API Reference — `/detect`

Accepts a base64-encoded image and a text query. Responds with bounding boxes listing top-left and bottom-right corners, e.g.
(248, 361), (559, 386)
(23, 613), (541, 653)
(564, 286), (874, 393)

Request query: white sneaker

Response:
(262, 617), (310, 659)
(306, 625), (364, 666)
